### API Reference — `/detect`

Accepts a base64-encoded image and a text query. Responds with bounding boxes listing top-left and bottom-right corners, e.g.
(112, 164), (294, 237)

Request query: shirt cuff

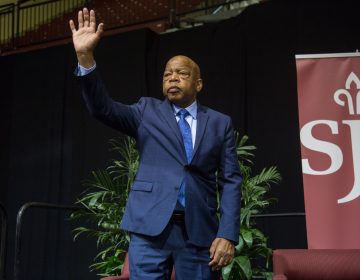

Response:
(75, 62), (97, 76)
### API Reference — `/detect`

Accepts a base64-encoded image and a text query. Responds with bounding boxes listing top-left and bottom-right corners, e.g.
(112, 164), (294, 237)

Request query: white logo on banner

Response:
(300, 72), (360, 204)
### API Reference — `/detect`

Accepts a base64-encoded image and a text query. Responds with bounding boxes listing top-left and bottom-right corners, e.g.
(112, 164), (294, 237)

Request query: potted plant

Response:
(221, 133), (281, 280)
(70, 137), (138, 277)
(71, 133), (280, 279)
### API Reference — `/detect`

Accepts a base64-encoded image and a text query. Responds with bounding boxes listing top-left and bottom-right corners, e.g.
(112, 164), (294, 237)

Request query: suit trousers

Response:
(128, 217), (220, 280)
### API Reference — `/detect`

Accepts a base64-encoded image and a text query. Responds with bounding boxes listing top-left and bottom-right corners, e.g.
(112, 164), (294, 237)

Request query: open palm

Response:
(69, 8), (103, 56)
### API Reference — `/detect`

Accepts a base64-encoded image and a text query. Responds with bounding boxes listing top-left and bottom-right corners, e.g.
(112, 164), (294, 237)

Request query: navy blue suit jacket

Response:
(80, 69), (242, 247)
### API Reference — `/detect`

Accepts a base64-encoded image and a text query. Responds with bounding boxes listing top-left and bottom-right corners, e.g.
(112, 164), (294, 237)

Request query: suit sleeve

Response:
(78, 68), (144, 138)
(216, 117), (242, 244)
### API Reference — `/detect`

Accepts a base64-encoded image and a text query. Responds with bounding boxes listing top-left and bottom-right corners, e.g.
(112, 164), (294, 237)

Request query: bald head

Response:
(166, 55), (201, 80)
(162, 55), (203, 108)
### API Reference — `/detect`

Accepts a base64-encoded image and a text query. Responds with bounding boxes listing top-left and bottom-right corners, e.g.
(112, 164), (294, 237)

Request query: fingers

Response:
(78, 10), (83, 28)
(209, 249), (229, 270)
(69, 19), (76, 33)
(71, 8), (102, 37)
(210, 256), (232, 271)
(76, 8), (90, 29)
(96, 22), (104, 36)
(217, 255), (229, 267)
(208, 238), (235, 271)
(74, 8), (101, 30)
(209, 239), (219, 259)
(83, 7), (90, 27)
(90, 9), (96, 29)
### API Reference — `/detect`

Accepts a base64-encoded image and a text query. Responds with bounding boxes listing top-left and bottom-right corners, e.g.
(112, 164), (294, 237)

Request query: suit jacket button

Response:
(175, 186), (179, 190)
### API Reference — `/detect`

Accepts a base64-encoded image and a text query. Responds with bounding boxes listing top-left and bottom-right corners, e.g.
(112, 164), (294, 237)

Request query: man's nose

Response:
(170, 72), (179, 81)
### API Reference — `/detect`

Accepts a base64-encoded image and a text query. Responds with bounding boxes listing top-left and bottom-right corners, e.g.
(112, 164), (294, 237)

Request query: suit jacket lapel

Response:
(192, 103), (209, 161)
(158, 99), (208, 163)
(158, 99), (186, 155)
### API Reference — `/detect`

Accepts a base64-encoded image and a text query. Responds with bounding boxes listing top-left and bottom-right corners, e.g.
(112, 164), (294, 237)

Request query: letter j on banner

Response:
(296, 53), (360, 249)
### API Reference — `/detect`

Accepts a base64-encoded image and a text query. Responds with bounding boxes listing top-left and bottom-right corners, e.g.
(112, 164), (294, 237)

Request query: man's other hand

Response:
(69, 8), (103, 68)
(208, 237), (235, 271)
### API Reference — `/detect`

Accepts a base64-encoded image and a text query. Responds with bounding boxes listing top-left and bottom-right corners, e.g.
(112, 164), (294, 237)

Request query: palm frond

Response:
(71, 136), (138, 276)
(222, 133), (281, 279)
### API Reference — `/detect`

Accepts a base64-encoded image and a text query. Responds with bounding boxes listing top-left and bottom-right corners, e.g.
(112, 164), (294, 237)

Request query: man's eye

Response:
(180, 72), (190, 76)
(164, 73), (171, 78)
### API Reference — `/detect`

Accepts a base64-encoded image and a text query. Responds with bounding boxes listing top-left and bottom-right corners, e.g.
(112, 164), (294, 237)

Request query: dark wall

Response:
(0, 29), (152, 280)
(1, 0), (360, 279)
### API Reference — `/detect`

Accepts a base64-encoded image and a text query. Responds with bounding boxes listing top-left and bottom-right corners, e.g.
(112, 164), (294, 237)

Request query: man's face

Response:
(162, 56), (203, 108)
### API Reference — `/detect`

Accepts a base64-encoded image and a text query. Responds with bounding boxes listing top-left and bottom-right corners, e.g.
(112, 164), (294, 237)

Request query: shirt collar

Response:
(172, 101), (197, 120)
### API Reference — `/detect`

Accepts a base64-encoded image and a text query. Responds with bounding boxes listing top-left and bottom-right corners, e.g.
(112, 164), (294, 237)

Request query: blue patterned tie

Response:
(177, 109), (193, 207)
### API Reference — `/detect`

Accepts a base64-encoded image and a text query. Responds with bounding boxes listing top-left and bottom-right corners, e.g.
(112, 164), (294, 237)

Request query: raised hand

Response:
(69, 8), (104, 68)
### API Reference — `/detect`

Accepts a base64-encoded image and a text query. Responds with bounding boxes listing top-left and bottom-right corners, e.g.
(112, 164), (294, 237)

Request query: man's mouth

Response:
(168, 86), (181, 93)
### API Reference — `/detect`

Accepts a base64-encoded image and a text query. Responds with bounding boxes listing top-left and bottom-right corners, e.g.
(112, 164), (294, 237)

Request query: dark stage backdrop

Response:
(1, 0), (359, 279)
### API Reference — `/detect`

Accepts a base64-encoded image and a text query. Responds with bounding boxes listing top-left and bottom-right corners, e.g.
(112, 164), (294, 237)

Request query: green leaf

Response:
(233, 255), (252, 280)
(241, 228), (253, 248)
(101, 222), (120, 231)
(252, 228), (265, 240)
(262, 271), (273, 280)
(221, 260), (234, 280)
(228, 133), (281, 278)
(235, 235), (244, 254)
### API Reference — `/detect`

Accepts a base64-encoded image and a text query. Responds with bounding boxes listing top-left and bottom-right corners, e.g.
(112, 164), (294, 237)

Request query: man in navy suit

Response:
(70, 8), (242, 280)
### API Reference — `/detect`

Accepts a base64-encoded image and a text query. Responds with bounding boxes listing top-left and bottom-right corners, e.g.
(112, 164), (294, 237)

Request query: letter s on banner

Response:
(300, 120), (343, 175)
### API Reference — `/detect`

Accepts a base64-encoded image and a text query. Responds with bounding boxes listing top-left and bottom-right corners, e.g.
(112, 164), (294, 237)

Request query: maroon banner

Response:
(296, 53), (360, 249)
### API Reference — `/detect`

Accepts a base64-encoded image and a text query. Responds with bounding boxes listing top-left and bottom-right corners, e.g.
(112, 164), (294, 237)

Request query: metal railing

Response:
(0, 3), (15, 51)
(0, 0), (86, 53)
(13, 202), (82, 280)
(16, 0), (85, 46)
(0, 203), (7, 280)
(0, 0), (250, 54)
(254, 212), (305, 218)
(8, 200), (303, 280)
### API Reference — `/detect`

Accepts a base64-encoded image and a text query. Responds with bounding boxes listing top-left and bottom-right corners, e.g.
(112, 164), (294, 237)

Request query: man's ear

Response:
(196, 79), (203, 92)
